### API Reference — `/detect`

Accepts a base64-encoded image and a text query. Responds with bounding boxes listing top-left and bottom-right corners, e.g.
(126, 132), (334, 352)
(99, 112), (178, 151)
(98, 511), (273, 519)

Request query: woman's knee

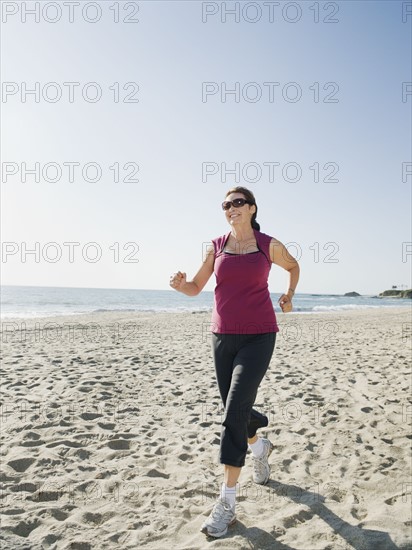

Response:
(223, 402), (253, 426)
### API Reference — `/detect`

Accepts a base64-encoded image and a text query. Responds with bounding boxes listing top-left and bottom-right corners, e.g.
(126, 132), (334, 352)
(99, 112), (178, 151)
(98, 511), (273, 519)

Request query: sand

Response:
(1, 306), (411, 549)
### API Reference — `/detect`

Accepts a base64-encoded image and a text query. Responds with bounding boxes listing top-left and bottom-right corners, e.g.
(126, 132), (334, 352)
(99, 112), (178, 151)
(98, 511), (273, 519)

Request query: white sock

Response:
(220, 482), (236, 509)
(248, 437), (264, 457)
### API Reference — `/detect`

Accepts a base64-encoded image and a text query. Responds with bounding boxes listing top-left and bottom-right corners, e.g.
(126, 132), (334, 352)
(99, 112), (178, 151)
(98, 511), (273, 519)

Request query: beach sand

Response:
(1, 306), (411, 549)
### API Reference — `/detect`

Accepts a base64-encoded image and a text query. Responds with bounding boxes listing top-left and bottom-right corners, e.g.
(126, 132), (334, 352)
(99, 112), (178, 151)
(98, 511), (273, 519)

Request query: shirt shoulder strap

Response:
(254, 229), (272, 266)
(212, 232), (230, 255)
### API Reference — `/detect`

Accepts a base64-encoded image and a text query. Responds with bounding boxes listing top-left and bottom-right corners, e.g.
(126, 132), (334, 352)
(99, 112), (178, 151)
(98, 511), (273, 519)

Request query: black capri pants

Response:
(211, 331), (277, 468)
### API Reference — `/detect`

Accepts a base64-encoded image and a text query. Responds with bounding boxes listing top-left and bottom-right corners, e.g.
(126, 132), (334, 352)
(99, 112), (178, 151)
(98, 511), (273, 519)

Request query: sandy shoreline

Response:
(1, 306), (411, 549)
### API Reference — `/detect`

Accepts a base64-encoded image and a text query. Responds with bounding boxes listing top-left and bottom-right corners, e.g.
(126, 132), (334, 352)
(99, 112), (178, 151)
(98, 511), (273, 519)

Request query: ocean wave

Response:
(312, 304), (385, 312)
(92, 308), (138, 313)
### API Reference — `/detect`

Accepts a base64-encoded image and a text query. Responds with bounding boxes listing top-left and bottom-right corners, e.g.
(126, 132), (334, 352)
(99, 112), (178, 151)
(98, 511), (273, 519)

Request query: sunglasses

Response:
(221, 198), (253, 211)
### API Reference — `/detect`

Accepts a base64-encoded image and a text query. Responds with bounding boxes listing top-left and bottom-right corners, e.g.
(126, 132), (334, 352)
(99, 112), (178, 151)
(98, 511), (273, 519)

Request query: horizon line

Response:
(1, 284), (406, 296)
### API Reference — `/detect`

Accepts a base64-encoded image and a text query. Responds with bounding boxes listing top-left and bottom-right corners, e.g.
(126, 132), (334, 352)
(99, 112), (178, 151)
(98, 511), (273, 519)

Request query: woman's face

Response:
(224, 192), (256, 227)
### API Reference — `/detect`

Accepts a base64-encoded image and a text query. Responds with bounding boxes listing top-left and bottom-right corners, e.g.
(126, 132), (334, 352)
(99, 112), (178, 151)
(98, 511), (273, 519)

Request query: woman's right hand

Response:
(169, 271), (187, 292)
(278, 293), (293, 313)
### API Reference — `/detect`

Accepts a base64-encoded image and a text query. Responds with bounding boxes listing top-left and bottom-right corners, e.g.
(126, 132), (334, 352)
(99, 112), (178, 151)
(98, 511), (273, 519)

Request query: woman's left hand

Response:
(278, 294), (293, 313)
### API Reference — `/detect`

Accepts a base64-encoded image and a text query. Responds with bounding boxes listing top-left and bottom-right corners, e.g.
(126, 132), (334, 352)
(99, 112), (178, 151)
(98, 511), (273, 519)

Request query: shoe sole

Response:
(200, 517), (237, 538)
(253, 440), (275, 485)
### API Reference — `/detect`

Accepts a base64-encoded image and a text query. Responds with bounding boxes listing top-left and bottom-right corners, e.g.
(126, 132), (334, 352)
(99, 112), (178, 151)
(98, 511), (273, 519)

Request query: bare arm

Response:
(170, 244), (215, 296)
(269, 237), (300, 303)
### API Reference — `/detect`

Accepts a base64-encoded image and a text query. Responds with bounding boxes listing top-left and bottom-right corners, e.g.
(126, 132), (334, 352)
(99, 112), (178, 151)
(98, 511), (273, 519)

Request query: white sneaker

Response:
(200, 497), (236, 538)
(252, 438), (274, 485)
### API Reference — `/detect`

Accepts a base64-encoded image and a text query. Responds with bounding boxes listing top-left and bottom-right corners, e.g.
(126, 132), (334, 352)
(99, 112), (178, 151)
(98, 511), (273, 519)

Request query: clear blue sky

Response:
(1, 1), (411, 295)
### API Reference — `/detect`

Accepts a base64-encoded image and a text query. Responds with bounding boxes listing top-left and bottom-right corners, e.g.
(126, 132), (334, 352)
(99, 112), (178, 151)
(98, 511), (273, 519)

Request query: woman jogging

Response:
(169, 186), (300, 538)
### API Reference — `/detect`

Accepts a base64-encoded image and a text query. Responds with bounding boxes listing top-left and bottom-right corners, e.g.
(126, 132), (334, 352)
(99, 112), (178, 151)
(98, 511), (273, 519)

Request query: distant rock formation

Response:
(344, 291), (361, 297)
(378, 289), (412, 299)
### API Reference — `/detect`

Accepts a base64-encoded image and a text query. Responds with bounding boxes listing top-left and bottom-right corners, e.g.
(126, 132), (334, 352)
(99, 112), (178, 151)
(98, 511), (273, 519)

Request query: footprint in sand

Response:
(7, 458), (36, 473)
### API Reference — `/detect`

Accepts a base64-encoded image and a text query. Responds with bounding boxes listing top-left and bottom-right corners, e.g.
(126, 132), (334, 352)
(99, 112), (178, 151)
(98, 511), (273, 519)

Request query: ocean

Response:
(0, 285), (410, 320)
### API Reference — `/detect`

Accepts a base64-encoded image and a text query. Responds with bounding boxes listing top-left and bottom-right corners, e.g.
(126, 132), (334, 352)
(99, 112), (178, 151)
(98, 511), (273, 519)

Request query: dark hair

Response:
(224, 186), (260, 231)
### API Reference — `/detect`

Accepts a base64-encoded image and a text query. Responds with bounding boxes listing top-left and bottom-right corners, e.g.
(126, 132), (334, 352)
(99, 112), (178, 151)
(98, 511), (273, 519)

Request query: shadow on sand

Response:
(216, 480), (407, 550)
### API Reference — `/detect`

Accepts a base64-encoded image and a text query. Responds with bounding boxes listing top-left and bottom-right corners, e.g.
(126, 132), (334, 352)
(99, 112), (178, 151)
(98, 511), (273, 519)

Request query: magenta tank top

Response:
(210, 228), (280, 334)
